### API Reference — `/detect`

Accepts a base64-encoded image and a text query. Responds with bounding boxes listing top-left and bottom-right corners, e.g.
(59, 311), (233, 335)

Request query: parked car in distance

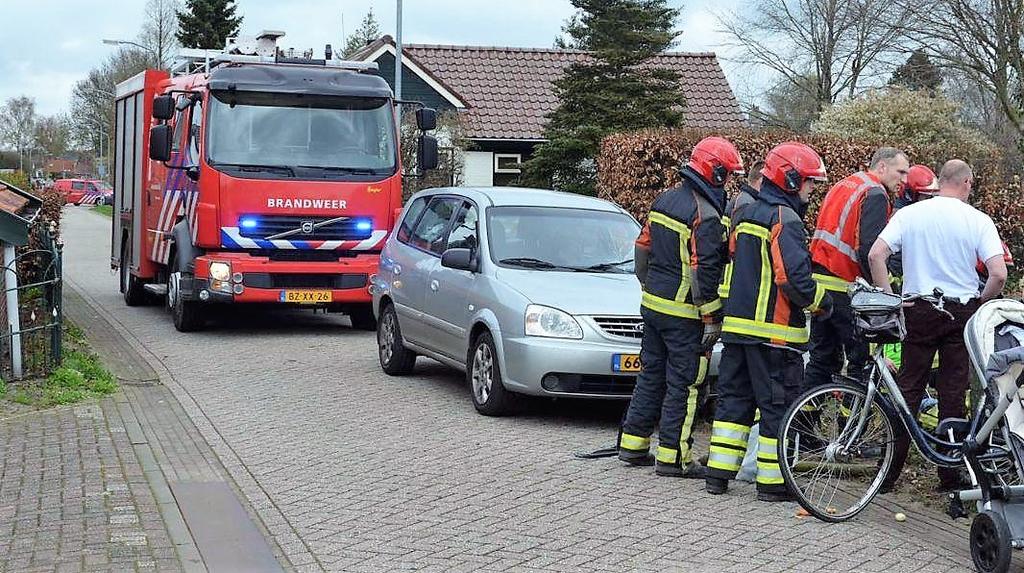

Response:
(51, 178), (113, 205)
(372, 187), (651, 416)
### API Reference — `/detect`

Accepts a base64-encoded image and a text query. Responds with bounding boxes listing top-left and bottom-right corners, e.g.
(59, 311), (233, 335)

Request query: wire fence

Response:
(0, 226), (63, 381)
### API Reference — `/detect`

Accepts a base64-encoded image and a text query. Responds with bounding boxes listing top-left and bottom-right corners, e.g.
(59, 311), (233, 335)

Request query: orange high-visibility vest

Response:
(810, 171), (890, 282)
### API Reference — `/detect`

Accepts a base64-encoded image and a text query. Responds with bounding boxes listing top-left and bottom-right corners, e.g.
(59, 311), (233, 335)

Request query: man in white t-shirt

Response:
(868, 159), (1007, 492)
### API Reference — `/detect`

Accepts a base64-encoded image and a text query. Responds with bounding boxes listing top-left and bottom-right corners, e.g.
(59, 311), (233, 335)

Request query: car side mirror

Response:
(417, 134), (439, 172)
(153, 95), (174, 121)
(441, 248), (476, 272)
(149, 125), (172, 162)
(416, 107), (437, 131)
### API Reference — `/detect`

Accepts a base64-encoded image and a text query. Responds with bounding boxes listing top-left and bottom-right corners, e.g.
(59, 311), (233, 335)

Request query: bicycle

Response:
(777, 279), (1021, 527)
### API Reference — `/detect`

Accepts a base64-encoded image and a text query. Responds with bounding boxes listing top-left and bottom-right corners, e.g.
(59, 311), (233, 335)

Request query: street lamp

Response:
(102, 38), (160, 66)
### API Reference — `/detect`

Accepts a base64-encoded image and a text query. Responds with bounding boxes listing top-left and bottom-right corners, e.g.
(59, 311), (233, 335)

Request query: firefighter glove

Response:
(701, 320), (722, 352)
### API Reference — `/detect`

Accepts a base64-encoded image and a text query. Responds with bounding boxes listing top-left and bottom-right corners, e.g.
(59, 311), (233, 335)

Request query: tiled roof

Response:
(354, 36), (745, 141)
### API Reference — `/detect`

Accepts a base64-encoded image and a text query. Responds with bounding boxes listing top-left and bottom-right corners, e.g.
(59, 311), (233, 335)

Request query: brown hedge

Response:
(597, 127), (1024, 288)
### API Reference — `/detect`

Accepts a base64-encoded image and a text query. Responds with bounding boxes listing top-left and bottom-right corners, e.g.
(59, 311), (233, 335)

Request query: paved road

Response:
(63, 207), (977, 573)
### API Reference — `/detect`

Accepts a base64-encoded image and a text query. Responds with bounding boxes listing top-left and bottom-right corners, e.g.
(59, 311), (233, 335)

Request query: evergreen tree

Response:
(889, 50), (943, 92)
(176, 0), (243, 49)
(343, 9), (382, 57)
(524, 0), (684, 196)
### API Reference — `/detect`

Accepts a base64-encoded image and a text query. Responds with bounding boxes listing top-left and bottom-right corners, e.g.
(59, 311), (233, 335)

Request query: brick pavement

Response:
(61, 206), (980, 572)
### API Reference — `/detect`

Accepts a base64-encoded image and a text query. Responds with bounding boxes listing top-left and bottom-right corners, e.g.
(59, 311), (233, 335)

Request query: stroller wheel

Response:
(971, 510), (1012, 573)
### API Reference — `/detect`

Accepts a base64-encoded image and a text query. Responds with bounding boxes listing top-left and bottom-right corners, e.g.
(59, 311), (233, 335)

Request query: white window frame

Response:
(494, 153), (522, 174)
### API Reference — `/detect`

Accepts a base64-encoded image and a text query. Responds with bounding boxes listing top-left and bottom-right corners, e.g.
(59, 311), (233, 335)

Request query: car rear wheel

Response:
(378, 303), (416, 375)
(468, 331), (514, 416)
(121, 243), (147, 307)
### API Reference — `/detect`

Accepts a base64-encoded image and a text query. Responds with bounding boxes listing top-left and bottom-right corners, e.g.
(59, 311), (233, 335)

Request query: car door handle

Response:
(430, 280), (439, 292)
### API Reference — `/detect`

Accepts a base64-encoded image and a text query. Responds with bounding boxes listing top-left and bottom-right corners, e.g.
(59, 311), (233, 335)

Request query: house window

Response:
(494, 154), (522, 174)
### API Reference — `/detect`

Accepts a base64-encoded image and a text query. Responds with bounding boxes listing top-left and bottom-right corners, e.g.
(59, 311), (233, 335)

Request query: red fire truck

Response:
(111, 31), (438, 331)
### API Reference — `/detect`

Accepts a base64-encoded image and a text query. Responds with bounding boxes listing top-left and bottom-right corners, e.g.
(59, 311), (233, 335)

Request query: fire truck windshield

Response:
(207, 91), (397, 180)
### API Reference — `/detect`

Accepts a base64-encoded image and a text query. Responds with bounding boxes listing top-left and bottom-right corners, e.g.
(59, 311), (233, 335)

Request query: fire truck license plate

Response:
(281, 290), (332, 304)
(612, 354), (642, 373)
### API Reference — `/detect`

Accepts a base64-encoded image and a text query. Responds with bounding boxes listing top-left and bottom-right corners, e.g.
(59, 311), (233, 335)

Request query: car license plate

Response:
(612, 354), (642, 373)
(280, 290), (332, 304)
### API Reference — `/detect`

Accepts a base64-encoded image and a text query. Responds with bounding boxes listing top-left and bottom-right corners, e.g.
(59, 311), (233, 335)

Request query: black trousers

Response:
(706, 343), (804, 493)
(883, 299), (979, 490)
(619, 307), (705, 467)
(805, 292), (868, 390)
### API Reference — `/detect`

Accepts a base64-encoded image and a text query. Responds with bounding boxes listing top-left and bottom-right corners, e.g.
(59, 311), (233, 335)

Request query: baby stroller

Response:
(776, 282), (1024, 573)
(960, 298), (1024, 572)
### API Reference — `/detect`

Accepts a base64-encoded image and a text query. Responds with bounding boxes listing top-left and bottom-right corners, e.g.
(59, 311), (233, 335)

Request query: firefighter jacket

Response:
(718, 183), (759, 300)
(641, 166), (727, 321)
(720, 180), (829, 349)
(810, 171), (891, 292)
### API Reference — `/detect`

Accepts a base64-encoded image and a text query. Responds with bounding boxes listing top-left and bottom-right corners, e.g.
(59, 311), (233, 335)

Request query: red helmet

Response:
(688, 136), (744, 187)
(900, 164), (938, 202)
(761, 142), (828, 193)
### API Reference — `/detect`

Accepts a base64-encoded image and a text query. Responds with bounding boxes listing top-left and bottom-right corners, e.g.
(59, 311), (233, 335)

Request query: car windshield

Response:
(487, 206), (639, 272)
(206, 91), (397, 179)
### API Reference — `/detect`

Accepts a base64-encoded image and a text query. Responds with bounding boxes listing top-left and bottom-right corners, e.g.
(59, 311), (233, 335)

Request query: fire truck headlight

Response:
(209, 262), (231, 282)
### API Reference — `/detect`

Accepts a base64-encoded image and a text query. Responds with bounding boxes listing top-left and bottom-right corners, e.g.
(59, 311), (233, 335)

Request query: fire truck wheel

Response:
(167, 254), (205, 332)
(349, 305), (377, 331)
(121, 244), (147, 307)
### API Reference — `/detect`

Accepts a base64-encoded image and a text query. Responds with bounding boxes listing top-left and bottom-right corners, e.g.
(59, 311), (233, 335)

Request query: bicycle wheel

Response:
(778, 382), (896, 522)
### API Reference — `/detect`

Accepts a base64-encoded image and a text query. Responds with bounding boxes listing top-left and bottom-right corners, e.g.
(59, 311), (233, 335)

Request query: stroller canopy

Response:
(965, 299), (1024, 441)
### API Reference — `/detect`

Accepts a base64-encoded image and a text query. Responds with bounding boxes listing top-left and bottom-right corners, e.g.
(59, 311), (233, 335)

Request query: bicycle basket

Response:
(850, 290), (906, 343)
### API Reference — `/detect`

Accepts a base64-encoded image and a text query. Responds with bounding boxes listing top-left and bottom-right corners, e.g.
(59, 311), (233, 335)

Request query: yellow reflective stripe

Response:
(756, 462), (784, 484)
(722, 316), (810, 344)
(718, 262), (734, 298)
(813, 272), (849, 293)
(641, 292), (700, 319)
(619, 433), (650, 451)
(649, 211), (690, 235)
(721, 215), (731, 232)
(809, 283), (826, 312)
(736, 222), (769, 239)
(710, 436), (747, 448)
(708, 447), (743, 471)
(713, 420), (751, 435)
(678, 356), (708, 463)
(656, 446), (678, 464)
(756, 235), (771, 322)
(699, 298), (722, 315)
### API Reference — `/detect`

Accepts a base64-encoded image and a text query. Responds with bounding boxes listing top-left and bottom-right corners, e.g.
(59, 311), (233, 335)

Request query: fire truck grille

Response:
(239, 216), (374, 241)
(242, 273), (368, 290)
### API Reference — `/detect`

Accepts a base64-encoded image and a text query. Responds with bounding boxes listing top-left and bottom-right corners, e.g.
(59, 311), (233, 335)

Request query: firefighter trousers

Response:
(706, 343), (804, 493)
(805, 292), (868, 392)
(619, 307), (707, 468)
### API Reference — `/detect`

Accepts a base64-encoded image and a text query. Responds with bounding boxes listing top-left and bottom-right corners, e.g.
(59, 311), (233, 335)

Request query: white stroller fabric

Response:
(965, 299), (1024, 442)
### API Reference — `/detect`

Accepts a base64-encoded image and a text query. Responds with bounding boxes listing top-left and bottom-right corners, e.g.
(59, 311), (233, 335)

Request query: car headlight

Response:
(209, 261), (231, 282)
(525, 305), (583, 339)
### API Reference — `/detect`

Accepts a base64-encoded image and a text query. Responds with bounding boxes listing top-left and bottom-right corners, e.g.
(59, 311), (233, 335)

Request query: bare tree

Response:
(897, 0), (1024, 151)
(0, 97), (38, 171)
(719, 0), (911, 120)
(70, 49), (152, 155)
(140, 0), (181, 69)
(34, 114), (71, 160)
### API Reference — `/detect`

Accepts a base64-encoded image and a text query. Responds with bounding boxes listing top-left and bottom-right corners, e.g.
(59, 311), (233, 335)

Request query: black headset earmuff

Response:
(784, 168), (801, 192)
(712, 164), (728, 186)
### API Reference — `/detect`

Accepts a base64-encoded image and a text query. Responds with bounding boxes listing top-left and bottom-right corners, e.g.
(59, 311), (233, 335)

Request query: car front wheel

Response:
(378, 303), (416, 375)
(468, 331), (514, 416)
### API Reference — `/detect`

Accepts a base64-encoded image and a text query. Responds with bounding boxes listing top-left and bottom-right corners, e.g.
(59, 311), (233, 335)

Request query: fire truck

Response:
(111, 31), (437, 331)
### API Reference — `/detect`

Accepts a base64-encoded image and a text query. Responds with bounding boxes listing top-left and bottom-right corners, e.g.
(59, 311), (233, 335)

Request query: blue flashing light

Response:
(240, 217), (259, 229)
(355, 220), (373, 232)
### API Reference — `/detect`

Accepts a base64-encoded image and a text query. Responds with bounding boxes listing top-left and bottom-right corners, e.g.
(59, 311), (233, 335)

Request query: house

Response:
(350, 36), (745, 187)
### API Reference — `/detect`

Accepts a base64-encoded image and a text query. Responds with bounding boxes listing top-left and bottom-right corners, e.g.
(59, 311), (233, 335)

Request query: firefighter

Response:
(705, 142), (831, 501)
(619, 136), (744, 478)
(804, 147), (909, 391)
(718, 161), (764, 301)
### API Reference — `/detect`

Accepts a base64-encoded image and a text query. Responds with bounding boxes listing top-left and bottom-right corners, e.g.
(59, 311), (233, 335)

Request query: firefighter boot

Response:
(656, 460), (706, 479)
(756, 489), (794, 503)
(705, 477), (728, 495)
(618, 448), (654, 467)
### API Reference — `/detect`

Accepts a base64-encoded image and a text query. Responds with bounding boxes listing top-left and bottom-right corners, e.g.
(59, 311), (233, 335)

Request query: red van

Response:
(51, 179), (113, 205)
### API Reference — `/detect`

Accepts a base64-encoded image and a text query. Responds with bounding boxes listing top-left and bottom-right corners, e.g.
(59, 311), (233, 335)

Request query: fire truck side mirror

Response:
(149, 125), (173, 162)
(153, 95), (175, 121)
(416, 108), (437, 131)
(417, 135), (439, 172)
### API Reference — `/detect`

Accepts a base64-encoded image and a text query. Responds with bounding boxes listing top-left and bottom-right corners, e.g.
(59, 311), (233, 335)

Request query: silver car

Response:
(371, 187), (647, 415)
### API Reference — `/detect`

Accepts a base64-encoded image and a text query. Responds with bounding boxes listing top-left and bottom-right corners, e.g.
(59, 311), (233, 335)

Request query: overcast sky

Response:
(1, 0), (755, 117)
